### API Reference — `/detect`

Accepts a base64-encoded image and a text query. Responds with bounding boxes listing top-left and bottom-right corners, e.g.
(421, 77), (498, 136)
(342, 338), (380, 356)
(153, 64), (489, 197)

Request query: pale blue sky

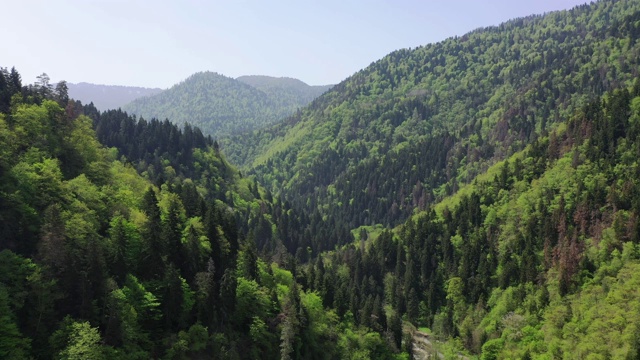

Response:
(3, 0), (587, 88)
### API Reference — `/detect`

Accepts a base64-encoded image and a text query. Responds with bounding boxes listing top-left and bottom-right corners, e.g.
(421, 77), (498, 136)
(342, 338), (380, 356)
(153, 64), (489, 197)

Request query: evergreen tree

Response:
(141, 188), (164, 279)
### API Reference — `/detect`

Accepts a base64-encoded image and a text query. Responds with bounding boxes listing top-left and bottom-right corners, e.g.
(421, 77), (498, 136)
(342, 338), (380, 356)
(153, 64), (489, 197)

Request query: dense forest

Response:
(5, 0), (640, 359)
(227, 0), (640, 357)
(303, 82), (640, 358)
(123, 72), (332, 138)
(225, 0), (640, 232)
(235, 76), (332, 106)
(0, 68), (403, 359)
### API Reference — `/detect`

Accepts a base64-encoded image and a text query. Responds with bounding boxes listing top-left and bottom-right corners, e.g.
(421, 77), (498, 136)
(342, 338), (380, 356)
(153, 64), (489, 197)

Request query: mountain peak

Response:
(122, 72), (332, 137)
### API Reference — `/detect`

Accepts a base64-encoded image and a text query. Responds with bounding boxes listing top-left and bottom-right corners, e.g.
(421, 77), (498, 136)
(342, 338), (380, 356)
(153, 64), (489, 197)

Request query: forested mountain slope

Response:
(236, 75), (333, 105)
(87, 105), (355, 259)
(67, 82), (164, 111)
(226, 0), (640, 231)
(301, 82), (640, 358)
(123, 72), (331, 137)
(5, 0), (640, 358)
(0, 68), (402, 359)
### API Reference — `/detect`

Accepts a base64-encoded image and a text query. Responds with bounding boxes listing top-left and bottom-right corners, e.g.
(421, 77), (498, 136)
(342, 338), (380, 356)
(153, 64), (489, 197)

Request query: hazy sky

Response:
(4, 0), (587, 88)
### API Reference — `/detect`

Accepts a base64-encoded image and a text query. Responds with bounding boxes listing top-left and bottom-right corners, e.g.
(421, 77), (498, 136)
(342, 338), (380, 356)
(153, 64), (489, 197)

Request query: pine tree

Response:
(108, 216), (128, 284)
(37, 204), (67, 277)
(388, 311), (402, 351)
(219, 268), (237, 326)
(141, 188), (164, 279)
(407, 288), (419, 325)
(162, 264), (184, 332)
(9, 67), (22, 94)
(180, 180), (200, 218)
(164, 196), (184, 270)
(239, 234), (259, 281)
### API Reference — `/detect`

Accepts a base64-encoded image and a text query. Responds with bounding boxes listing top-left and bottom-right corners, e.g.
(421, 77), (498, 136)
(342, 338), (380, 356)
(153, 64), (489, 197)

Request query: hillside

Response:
(242, 0), (640, 357)
(236, 75), (333, 104)
(304, 82), (640, 358)
(224, 0), (640, 232)
(5, 0), (640, 358)
(67, 82), (163, 111)
(0, 68), (400, 359)
(122, 72), (332, 137)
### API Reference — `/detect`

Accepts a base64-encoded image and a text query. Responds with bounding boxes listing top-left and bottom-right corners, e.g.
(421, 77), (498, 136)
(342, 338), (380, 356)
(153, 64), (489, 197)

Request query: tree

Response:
(407, 288), (419, 325)
(219, 268), (237, 326)
(387, 311), (402, 351)
(164, 195), (185, 270)
(141, 188), (164, 279)
(104, 275), (159, 356)
(35, 73), (53, 98)
(108, 216), (130, 283)
(280, 283), (301, 360)
(182, 217), (208, 282)
(0, 69), (10, 114)
(38, 204), (67, 276)
(24, 265), (58, 358)
(233, 277), (270, 330)
(180, 180), (200, 218)
(9, 67), (22, 94)
(63, 114), (105, 180)
(58, 321), (106, 360)
(239, 234), (259, 281)
(194, 258), (217, 328)
(162, 264), (186, 332)
(54, 80), (69, 107)
(0, 285), (31, 359)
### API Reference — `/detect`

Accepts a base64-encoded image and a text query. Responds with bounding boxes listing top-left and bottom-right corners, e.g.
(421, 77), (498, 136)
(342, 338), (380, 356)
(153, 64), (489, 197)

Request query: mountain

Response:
(122, 72), (332, 137)
(310, 82), (640, 358)
(224, 0), (640, 233)
(66, 82), (163, 111)
(236, 75), (333, 104)
(221, 0), (640, 358)
(5, 0), (640, 358)
(0, 68), (395, 359)
(241, 0), (640, 357)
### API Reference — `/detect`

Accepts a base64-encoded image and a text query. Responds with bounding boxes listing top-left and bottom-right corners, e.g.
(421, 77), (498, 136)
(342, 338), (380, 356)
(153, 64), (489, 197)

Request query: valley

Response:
(2, 0), (640, 359)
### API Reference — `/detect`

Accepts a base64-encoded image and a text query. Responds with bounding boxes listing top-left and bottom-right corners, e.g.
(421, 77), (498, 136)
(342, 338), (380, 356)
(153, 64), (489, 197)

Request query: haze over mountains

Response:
(4, 1), (640, 359)
(66, 82), (163, 111)
(236, 75), (333, 104)
(68, 74), (332, 138)
(122, 72), (333, 137)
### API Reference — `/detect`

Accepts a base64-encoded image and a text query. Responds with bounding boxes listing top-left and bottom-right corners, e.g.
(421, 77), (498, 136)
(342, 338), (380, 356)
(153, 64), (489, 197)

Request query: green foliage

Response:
(1, 68), (389, 360)
(123, 72), (330, 137)
(233, 277), (272, 329)
(56, 321), (106, 360)
(296, 76), (640, 358)
(236, 75), (332, 105)
(231, 0), (640, 237)
(7, 1), (640, 357)
(481, 338), (504, 360)
(0, 284), (31, 359)
(337, 327), (391, 360)
(537, 261), (640, 359)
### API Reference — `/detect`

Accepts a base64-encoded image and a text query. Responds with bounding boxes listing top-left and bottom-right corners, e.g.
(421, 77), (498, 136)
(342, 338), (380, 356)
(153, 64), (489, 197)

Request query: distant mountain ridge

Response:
(67, 82), (163, 111)
(236, 75), (333, 103)
(122, 72), (333, 137)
